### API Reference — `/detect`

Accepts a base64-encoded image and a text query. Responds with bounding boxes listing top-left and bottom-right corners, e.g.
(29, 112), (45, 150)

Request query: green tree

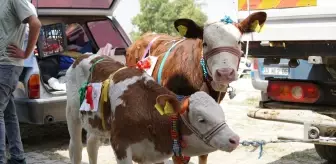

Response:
(130, 0), (207, 41)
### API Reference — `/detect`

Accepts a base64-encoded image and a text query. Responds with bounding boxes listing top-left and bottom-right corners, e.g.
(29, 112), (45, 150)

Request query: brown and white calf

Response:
(126, 12), (267, 163)
(126, 12), (267, 95)
(65, 55), (240, 164)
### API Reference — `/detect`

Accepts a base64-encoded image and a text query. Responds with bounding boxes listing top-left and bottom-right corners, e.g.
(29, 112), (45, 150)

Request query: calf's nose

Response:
(215, 68), (235, 81)
(228, 135), (240, 149)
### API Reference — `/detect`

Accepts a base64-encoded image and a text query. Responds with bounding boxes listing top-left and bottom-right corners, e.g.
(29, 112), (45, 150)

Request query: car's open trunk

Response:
(35, 16), (128, 94)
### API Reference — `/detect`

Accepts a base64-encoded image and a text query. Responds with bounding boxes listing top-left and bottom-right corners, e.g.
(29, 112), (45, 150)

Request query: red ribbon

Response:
(183, 156), (191, 163)
(136, 58), (151, 70)
(86, 85), (94, 110)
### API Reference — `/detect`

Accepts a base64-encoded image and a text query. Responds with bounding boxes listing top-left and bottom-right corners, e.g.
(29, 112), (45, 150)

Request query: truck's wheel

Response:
(314, 144), (336, 162)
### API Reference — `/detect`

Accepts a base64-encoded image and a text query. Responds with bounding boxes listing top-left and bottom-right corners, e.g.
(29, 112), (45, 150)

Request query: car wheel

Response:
(314, 144), (336, 162)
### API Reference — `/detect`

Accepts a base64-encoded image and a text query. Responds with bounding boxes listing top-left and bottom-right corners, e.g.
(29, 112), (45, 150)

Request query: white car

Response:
(13, 0), (131, 124)
(237, 57), (252, 78)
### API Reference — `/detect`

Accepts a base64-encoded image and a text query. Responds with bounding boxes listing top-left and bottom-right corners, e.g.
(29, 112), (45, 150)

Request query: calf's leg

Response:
(170, 154), (208, 164)
(86, 134), (101, 164)
(198, 154), (208, 164)
(111, 140), (133, 164)
(66, 105), (83, 164)
(114, 147), (133, 164)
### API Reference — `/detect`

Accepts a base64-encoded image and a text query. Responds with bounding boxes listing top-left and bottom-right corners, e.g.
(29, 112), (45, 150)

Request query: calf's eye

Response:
(198, 118), (206, 123)
(203, 42), (207, 47)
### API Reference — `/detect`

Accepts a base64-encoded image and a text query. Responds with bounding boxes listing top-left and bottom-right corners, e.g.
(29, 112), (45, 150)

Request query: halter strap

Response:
(109, 66), (128, 80)
(204, 46), (242, 61)
(180, 112), (227, 147)
(89, 58), (105, 80)
(142, 36), (161, 60)
(157, 38), (186, 85)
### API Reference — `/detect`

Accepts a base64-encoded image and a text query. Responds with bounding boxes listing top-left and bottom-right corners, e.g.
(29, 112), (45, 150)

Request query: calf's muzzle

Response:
(227, 135), (240, 151)
(215, 68), (236, 83)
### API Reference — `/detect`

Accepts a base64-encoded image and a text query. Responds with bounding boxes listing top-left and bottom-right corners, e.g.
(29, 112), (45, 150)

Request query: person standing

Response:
(0, 0), (41, 163)
(23, 2), (38, 68)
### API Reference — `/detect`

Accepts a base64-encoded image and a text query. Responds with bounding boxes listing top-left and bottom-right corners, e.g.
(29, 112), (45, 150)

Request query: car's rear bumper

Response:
(15, 96), (67, 124)
(251, 71), (268, 92)
(252, 78), (268, 91)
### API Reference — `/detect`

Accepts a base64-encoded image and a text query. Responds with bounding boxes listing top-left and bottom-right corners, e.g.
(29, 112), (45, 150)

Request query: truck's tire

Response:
(314, 144), (336, 162)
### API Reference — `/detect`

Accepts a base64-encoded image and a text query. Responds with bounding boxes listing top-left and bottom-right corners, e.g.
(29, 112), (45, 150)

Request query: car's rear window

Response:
(87, 20), (128, 48)
(31, 0), (113, 9)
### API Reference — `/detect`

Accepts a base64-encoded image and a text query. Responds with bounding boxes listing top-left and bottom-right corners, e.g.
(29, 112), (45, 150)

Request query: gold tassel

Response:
(99, 79), (110, 130)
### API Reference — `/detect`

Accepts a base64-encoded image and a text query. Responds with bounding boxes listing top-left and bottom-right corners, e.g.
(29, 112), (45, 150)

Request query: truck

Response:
(237, 0), (336, 162)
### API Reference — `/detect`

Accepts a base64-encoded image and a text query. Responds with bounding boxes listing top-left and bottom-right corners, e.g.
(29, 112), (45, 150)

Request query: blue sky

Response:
(113, 0), (238, 37)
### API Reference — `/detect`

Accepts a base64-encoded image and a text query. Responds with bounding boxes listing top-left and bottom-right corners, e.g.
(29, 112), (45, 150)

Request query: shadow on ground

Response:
(268, 148), (329, 164)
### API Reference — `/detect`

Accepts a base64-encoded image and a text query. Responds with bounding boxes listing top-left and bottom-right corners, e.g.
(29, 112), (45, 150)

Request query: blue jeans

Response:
(0, 65), (25, 164)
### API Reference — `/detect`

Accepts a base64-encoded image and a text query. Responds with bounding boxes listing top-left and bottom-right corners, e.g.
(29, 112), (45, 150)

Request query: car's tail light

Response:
(252, 58), (259, 70)
(267, 81), (320, 103)
(28, 74), (40, 99)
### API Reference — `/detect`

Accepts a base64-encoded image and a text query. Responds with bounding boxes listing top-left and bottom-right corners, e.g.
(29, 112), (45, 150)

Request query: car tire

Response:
(314, 144), (336, 162)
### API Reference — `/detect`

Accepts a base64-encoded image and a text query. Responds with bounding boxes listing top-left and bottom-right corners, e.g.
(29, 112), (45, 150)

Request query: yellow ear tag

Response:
(258, 24), (266, 33)
(163, 101), (175, 115)
(177, 25), (188, 36)
(251, 20), (260, 32)
(154, 101), (175, 115)
(251, 20), (266, 33)
(155, 103), (165, 115)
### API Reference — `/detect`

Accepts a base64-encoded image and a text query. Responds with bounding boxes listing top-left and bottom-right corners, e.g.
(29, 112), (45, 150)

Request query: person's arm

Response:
(7, 0), (41, 59)
(23, 15), (41, 58)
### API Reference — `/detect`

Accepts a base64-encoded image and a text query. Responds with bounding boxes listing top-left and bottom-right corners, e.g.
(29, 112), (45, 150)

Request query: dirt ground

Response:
(20, 78), (330, 164)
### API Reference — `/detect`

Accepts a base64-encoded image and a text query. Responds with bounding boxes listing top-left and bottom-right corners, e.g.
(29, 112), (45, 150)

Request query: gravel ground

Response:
(19, 78), (330, 164)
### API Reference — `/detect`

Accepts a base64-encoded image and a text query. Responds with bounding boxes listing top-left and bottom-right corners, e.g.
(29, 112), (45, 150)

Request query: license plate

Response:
(263, 67), (289, 76)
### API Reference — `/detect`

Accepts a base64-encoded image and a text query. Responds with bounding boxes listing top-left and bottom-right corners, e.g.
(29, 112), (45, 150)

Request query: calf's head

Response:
(174, 12), (267, 92)
(156, 91), (239, 156)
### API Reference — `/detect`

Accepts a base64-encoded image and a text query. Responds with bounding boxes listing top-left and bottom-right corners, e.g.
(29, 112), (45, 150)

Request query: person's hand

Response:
(6, 44), (25, 59)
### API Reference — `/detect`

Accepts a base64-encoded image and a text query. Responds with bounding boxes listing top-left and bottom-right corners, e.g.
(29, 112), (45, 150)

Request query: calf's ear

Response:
(155, 94), (181, 114)
(174, 18), (204, 39)
(236, 11), (267, 33)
